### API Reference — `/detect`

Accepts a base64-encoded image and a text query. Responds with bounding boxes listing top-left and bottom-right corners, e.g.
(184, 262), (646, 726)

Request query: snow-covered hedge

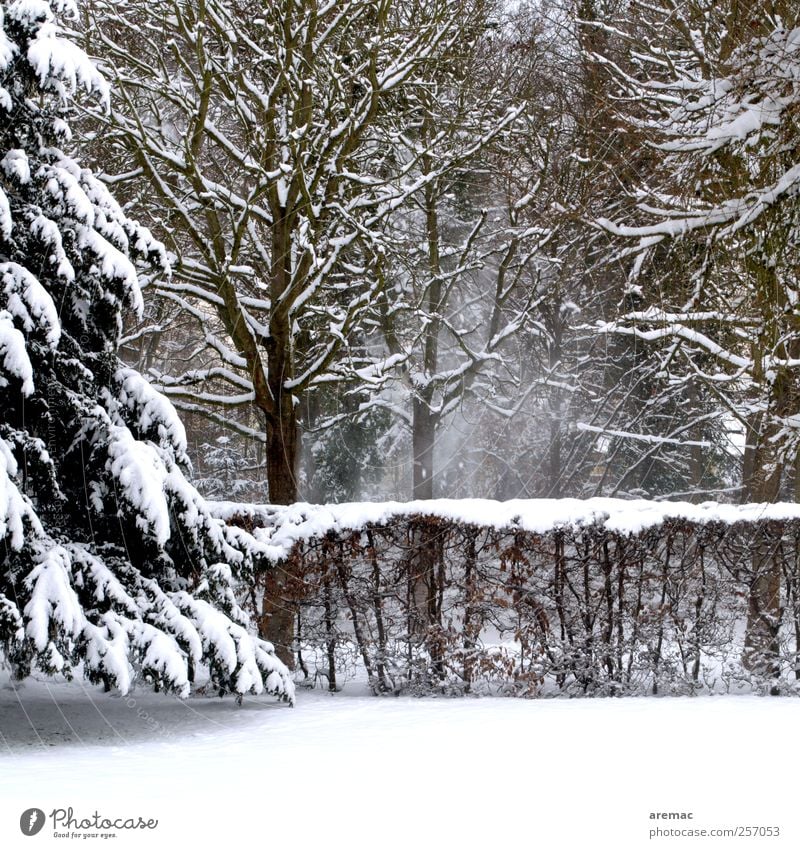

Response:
(219, 499), (800, 696)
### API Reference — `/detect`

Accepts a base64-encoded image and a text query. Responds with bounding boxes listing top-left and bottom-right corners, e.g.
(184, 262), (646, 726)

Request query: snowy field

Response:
(1, 675), (797, 848)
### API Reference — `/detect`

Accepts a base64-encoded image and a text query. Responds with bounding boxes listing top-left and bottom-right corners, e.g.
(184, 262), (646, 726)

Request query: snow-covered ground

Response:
(0, 674), (796, 847)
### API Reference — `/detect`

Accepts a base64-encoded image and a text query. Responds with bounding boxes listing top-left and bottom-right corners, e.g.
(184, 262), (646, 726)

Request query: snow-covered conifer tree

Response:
(0, 0), (292, 701)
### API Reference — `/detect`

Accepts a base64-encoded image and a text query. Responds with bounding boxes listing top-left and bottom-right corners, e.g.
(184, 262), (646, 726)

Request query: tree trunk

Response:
(741, 407), (785, 685)
(258, 206), (301, 668)
(739, 254), (800, 687)
(412, 397), (435, 501)
(410, 399), (442, 679)
(259, 557), (297, 669)
(266, 411), (299, 505)
(412, 135), (441, 505)
(250, 326), (300, 667)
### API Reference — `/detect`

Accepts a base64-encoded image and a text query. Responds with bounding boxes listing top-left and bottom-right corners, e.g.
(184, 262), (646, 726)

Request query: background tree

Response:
(593, 0), (800, 678)
(80, 0), (532, 662)
(80, 0), (518, 505)
(349, 3), (560, 501)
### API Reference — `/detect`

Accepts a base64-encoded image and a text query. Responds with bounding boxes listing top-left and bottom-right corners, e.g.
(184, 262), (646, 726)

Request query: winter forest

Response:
(7, 0), (800, 848)
(2, 0), (800, 841)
